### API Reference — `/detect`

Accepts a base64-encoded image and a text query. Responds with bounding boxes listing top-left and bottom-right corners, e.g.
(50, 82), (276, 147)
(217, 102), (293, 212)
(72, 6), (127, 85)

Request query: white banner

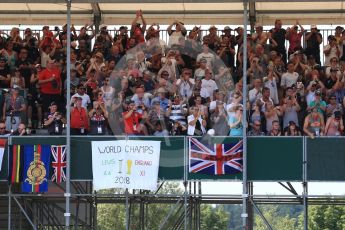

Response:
(91, 140), (161, 191)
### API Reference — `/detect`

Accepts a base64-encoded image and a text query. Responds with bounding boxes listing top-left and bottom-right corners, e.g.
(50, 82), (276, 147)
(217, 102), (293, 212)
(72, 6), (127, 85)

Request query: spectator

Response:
(325, 111), (344, 136)
(38, 59), (62, 113)
(44, 101), (64, 135)
(0, 56), (10, 88)
(286, 20), (304, 58)
(270, 19), (287, 63)
(2, 88), (26, 132)
(151, 87), (170, 110)
(166, 94), (187, 127)
(176, 68), (195, 99)
(324, 35), (341, 66)
(281, 62), (299, 90)
(167, 21), (187, 48)
(228, 105), (243, 136)
(268, 120), (282, 136)
(305, 24), (322, 65)
(187, 106), (207, 136)
(282, 94), (301, 129)
(122, 99), (148, 135)
(326, 94), (343, 118)
(153, 121), (169, 136)
(71, 84), (91, 109)
(146, 100), (166, 134)
(210, 101), (229, 135)
(285, 120), (302, 136)
(70, 96), (88, 135)
(11, 123), (28, 136)
(248, 119), (265, 136)
(131, 10), (147, 44)
(303, 107), (325, 138)
(88, 101), (108, 135)
(203, 25), (221, 51)
(200, 68), (218, 100)
(0, 121), (10, 136)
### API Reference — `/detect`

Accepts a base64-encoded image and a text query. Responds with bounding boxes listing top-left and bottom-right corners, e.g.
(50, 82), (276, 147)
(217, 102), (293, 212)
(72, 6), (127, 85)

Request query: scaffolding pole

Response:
(242, 0), (249, 229)
(65, 0), (72, 229)
(184, 137), (188, 230)
(303, 137), (308, 230)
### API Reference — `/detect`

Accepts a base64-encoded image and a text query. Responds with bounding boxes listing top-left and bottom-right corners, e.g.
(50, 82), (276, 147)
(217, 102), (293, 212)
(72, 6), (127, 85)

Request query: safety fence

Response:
(1, 136), (344, 182)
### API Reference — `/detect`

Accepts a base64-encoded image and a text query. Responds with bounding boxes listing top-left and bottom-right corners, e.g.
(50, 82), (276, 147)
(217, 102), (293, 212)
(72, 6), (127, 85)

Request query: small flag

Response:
(22, 145), (51, 193)
(51, 145), (67, 183)
(0, 139), (6, 172)
(189, 138), (243, 175)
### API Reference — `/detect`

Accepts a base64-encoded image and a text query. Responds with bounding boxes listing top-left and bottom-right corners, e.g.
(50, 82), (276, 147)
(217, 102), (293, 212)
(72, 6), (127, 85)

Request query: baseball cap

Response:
(100, 24), (107, 29)
(223, 26), (232, 31)
(310, 24), (317, 29)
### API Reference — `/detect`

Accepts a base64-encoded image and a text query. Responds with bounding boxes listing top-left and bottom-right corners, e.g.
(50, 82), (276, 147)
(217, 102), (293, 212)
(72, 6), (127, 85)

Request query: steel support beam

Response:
(91, 3), (101, 34)
(13, 197), (36, 230)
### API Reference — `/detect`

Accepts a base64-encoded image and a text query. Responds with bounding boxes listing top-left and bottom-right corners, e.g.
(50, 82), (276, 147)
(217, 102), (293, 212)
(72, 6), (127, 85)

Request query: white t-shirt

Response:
(281, 72), (299, 88)
(187, 114), (206, 136)
(196, 53), (215, 69)
(201, 79), (218, 100)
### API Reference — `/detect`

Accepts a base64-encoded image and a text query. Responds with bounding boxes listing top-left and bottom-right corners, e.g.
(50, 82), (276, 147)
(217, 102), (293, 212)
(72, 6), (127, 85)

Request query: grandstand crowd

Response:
(0, 11), (345, 138)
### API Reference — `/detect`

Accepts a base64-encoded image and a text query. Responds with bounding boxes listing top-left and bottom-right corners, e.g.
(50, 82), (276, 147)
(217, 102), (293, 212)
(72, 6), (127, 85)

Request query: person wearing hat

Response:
(323, 35), (341, 66)
(305, 24), (322, 65)
(70, 96), (88, 135)
(44, 101), (64, 135)
(308, 90), (326, 115)
(167, 20), (187, 48)
(2, 87), (26, 133)
(0, 56), (10, 88)
(202, 25), (221, 51)
(151, 87), (170, 110)
(286, 20), (305, 58)
(130, 9), (147, 44)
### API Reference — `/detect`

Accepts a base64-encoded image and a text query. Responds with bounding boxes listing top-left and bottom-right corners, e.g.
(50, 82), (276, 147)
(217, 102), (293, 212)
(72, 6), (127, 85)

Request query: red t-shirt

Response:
(39, 68), (62, 94)
(71, 107), (89, 129)
(122, 111), (142, 134)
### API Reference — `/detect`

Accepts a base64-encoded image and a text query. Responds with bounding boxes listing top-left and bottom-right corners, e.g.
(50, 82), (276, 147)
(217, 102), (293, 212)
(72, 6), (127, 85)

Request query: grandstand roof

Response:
(0, 1), (344, 25)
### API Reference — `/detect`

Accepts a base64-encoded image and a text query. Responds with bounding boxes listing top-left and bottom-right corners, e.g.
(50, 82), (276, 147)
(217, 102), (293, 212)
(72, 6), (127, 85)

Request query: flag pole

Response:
(65, 0), (72, 229)
(242, 0), (249, 229)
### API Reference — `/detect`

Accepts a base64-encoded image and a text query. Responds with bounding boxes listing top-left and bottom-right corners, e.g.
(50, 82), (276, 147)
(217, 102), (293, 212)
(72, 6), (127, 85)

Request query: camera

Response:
(54, 26), (60, 32)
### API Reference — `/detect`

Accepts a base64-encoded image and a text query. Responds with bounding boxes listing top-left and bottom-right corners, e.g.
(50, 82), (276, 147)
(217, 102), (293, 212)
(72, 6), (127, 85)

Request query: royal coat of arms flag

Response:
(189, 138), (243, 175)
(50, 145), (67, 183)
(22, 145), (51, 193)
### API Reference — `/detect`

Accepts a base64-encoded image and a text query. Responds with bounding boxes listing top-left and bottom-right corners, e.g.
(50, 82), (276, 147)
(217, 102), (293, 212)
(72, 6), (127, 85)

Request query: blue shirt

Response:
(228, 115), (243, 136)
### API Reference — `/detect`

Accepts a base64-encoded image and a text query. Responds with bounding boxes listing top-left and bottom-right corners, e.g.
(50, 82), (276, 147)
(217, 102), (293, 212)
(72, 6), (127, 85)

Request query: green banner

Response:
(248, 137), (303, 181)
(307, 138), (345, 181)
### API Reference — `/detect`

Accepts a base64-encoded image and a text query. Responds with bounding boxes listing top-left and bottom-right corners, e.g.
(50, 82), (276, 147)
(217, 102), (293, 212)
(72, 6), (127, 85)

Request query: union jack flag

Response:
(189, 138), (243, 175)
(51, 145), (67, 183)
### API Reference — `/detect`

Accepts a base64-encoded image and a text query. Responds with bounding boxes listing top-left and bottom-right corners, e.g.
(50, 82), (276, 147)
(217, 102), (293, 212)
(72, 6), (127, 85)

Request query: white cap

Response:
(310, 24), (317, 29)
(100, 24), (107, 29)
